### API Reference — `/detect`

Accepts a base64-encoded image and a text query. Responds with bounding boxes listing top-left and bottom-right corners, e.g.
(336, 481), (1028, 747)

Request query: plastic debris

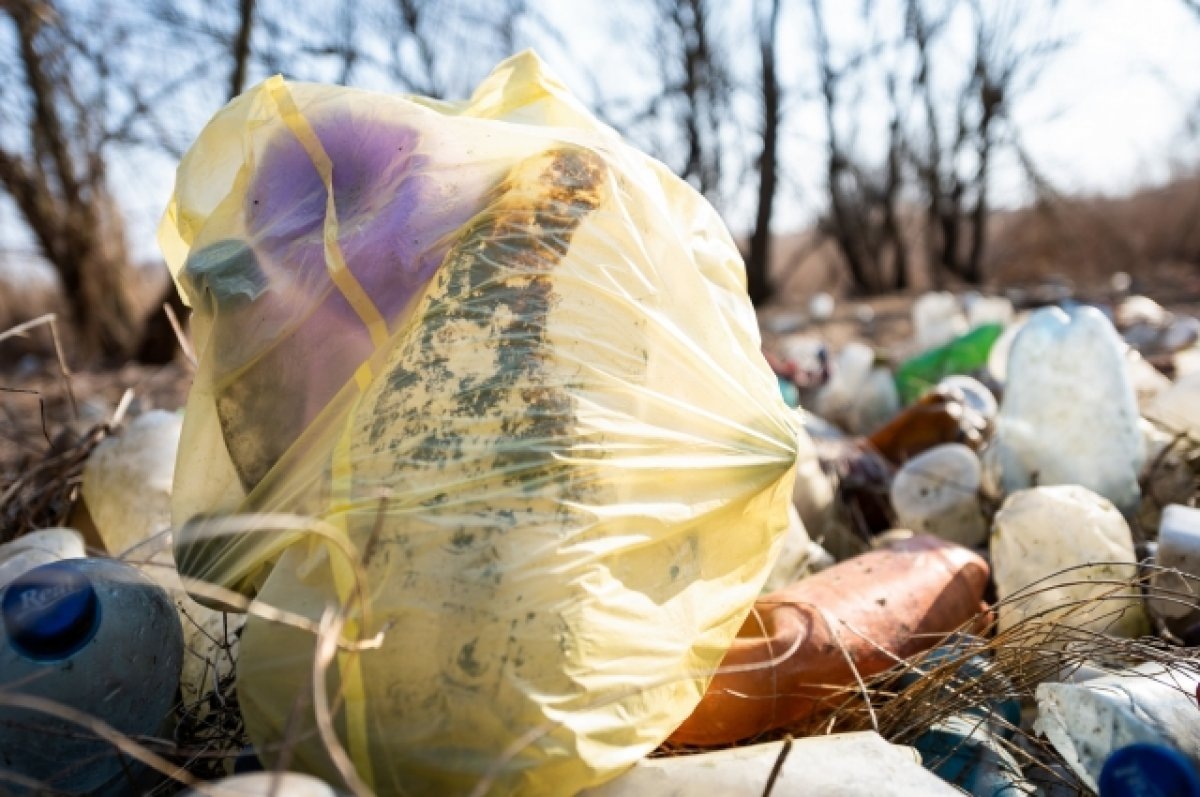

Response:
(0, 559), (183, 796)
(581, 732), (962, 796)
(670, 536), (989, 745)
(0, 526), (85, 590)
(81, 409), (242, 708)
(890, 443), (988, 548)
(987, 306), (1144, 513)
(184, 772), (341, 797)
(163, 53), (799, 796)
(763, 504), (835, 592)
(1148, 505), (1200, 639)
(1035, 663), (1200, 793)
(895, 641), (1029, 796)
(894, 323), (1004, 405)
(990, 485), (1148, 639)
(868, 384), (989, 465)
(913, 292), (969, 353)
(1099, 743), (1200, 797)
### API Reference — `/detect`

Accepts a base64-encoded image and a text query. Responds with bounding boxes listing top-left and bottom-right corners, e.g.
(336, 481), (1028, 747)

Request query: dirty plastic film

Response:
(159, 52), (800, 795)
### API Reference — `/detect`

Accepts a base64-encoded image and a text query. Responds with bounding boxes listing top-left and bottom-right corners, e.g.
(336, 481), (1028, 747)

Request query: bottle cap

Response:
(1100, 743), (1200, 797)
(2, 560), (100, 660)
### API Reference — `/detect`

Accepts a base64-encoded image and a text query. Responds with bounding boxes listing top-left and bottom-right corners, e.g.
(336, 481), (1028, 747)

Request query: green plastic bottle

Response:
(895, 323), (1004, 404)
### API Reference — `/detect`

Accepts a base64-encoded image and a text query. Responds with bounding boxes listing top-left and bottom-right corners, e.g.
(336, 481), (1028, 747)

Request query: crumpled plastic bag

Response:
(160, 51), (799, 796)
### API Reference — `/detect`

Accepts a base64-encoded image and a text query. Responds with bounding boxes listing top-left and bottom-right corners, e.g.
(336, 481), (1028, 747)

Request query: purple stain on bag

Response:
(245, 112), (470, 321)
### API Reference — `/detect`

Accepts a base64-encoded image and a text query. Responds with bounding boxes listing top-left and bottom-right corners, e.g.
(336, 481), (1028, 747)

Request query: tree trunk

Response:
(745, 0), (781, 307)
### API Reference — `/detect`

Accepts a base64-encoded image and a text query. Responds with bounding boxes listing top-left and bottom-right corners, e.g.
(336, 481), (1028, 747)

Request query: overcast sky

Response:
(2, 0), (1200, 275)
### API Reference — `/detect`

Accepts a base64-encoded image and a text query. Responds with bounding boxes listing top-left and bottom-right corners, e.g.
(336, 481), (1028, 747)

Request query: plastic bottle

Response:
(937, 375), (998, 423)
(990, 485), (1148, 639)
(581, 732), (961, 796)
(966, 296), (1014, 330)
(890, 444), (987, 548)
(1148, 371), (1200, 440)
(988, 306), (1144, 513)
(0, 527), (86, 590)
(184, 772), (341, 797)
(847, 367), (901, 435)
(0, 558), (183, 796)
(81, 410), (243, 708)
(1148, 505), (1200, 638)
(669, 536), (989, 746)
(894, 323), (1004, 405)
(1099, 743), (1200, 797)
(895, 640), (1029, 796)
(913, 291), (968, 353)
(1035, 663), (1200, 793)
(763, 504), (834, 593)
(81, 409), (182, 556)
(816, 342), (876, 428)
(867, 384), (989, 465)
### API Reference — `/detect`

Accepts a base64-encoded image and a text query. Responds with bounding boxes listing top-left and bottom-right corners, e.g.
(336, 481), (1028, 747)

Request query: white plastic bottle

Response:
(580, 731), (960, 796)
(890, 444), (988, 548)
(0, 527), (86, 590)
(185, 772), (341, 796)
(0, 558), (183, 796)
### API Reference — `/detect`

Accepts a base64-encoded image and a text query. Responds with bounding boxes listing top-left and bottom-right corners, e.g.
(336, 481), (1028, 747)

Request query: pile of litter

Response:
(3, 53), (1200, 797)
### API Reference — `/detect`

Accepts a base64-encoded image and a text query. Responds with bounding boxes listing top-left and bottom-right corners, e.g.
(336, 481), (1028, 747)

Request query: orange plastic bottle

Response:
(669, 536), (989, 746)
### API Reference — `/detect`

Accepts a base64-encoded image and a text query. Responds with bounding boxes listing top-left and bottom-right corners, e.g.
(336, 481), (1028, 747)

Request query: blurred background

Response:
(1, 0), (1199, 366)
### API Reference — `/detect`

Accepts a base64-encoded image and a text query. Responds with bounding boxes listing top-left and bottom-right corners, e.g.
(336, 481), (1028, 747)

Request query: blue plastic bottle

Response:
(897, 638), (1030, 796)
(0, 558), (183, 795)
(1100, 743), (1200, 797)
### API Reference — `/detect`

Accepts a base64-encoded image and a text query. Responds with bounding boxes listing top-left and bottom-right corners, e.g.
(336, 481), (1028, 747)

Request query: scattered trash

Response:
(0, 526), (85, 590)
(816, 341), (877, 430)
(912, 291), (969, 353)
(966, 295), (1015, 330)
(894, 322), (1004, 405)
(890, 443), (988, 548)
(184, 772), (342, 797)
(809, 291), (836, 322)
(987, 306), (1144, 513)
(6, 35), (1200, 797)
(868, 383), (989, 465)
(990, 485), (1148, 639)
(1148, 505), (1200, 640)
(893, 639), (1029, 795)
(582, 732), (962, 796)
(669, 536), (989, 745)
(763, 504), (835, 592)
(1035, 663), (1200, 793)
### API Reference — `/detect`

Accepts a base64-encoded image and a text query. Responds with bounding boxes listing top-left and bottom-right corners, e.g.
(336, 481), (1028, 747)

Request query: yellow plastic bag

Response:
(161, 51), (799, 796)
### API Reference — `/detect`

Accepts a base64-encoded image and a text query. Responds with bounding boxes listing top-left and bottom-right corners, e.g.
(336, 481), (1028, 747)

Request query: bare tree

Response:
(808, 0), (909, 295)
(0, 0), (143, 362)
(229, 0), (255, 98)
(745, 0), (782, 306)
(615, 0), (731, 204)
(905, 0), (1063, 285)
